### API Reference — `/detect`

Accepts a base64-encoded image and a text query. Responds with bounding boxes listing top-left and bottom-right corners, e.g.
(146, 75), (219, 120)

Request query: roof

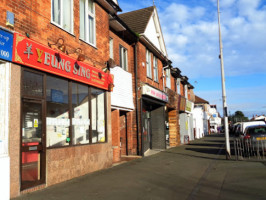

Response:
(195, 95), (209, 104)
(118, 6), (154, 34)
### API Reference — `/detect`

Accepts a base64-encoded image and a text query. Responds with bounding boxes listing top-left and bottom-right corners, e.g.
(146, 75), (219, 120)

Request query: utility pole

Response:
(217, 0), (231, 159)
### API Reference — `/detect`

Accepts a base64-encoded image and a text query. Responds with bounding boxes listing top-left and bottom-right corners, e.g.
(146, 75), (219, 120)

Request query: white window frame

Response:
(51, 0), (74, 34)
(109, 37), (113, 59)
(119, 45), (128, 71)
(185, 84), (188, 99)
(176, 78), (180, 94)
(166, 68), (171, 89)
(146, 50), (152, 78)
(153, 56), (158, 82)
(79, 0), (97, 47)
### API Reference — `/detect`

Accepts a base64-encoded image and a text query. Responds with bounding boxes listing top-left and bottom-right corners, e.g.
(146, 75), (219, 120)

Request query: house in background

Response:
(193, 95), (210, 139)
(209, 105), (222, 133)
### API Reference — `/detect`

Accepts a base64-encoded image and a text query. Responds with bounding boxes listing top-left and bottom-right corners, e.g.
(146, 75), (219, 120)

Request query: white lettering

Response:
(44, 52), (50, 66)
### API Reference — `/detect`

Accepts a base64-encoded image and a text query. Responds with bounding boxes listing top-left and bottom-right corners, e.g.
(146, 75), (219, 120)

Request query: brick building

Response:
(0, 1), (197, 198)
(119, 7), (172, 155)
(0, 0), (119, 198)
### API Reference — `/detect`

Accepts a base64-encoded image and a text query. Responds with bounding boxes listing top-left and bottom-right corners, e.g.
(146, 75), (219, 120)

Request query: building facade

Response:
(1, 0), (117, 197)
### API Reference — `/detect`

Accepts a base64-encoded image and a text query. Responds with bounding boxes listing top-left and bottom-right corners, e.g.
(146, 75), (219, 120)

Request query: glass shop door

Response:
(21, 99), (45, 190)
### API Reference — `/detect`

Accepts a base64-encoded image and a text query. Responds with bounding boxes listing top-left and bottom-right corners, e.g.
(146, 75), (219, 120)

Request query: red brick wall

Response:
(3, 1), (113, 197)
(109, 30), (138, 156)
(1, 0), (109, 69)
(137, 42), (164, 91)
(180, 82), (185, 97)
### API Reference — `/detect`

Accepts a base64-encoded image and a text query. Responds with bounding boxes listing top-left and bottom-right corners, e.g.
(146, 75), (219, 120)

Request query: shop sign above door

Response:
(12, 33), (113, 90)
(185, 100), (194, 113)
(0, 29), (13, 61)
(142, 84), (168, 102)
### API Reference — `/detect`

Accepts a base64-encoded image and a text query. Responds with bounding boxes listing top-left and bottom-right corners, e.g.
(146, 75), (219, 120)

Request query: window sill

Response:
(79, 38), (97, 50)
(50, 22), (75, 37)
(46, 140), (108, 150)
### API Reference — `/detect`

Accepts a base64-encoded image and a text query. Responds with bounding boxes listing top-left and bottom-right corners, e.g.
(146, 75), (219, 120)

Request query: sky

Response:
(117, 0), (266, 118)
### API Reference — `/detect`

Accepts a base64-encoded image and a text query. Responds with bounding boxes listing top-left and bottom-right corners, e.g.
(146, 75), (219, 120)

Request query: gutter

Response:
(133, 40), (140, 155)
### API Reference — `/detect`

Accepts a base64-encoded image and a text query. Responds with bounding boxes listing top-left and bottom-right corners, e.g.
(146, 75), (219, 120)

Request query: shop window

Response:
(23, 70), (43, 97)
(119, 45), (128, 71)
(146, 50), (152, 78)
(46, 76), (70, 147)
(91, 88), (106, 143)
(153, 56), (158, 82)
(72, 83), (90, 145)
(80, 0), (96, 46)
(51, 0), (73, 33)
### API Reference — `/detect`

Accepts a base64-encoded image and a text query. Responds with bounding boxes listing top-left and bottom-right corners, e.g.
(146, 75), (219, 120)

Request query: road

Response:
(14, 134), (266, 200)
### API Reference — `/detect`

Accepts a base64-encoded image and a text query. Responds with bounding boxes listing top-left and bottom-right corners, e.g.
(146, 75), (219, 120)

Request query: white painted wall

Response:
(110, 66), (134, 110)
(0, 62), (10, 200)
(144, 9), (167, 56)
(193, 107), (204, 139)
(144, 15), (161, 52)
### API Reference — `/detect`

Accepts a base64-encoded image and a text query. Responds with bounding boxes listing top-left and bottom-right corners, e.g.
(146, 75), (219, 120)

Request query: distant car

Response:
(243, 125), (266, 151)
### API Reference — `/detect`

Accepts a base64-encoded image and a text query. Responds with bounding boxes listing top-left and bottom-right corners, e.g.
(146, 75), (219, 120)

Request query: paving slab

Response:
(13, 134), (266, 200)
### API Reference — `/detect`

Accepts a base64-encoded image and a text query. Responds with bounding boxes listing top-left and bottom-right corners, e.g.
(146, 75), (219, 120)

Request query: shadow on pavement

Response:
(204, 140), (225, 143)
(185, 147), (226, 156)
(163, 150), (227, 161)
(188, 143), (223, 148)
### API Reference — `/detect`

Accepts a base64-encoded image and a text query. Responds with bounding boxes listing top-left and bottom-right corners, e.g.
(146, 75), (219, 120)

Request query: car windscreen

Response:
(248, 127), (266, 135)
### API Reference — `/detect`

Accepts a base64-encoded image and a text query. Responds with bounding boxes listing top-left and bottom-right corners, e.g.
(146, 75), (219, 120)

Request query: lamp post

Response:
(217, 0), (231, 159)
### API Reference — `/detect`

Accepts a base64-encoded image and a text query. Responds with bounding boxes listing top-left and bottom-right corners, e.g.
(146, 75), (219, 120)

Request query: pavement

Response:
(14, 134), (266, 200)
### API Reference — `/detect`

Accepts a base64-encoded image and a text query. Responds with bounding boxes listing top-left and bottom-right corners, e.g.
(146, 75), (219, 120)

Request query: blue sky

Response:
(117, 0), (266, 118)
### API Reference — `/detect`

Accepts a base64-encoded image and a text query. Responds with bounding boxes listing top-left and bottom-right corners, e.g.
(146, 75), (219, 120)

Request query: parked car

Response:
(243, 125), (266, 151)
(235, 121), (265, 137)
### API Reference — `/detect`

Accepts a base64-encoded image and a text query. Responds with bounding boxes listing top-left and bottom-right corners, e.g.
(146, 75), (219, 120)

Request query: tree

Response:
(229, 110), (248, 123)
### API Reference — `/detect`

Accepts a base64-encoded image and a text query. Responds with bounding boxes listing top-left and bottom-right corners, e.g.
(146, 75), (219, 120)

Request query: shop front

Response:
(110, 66), (135, 162)
(10, 33), (113, 194)
(141, 84), (168, 155)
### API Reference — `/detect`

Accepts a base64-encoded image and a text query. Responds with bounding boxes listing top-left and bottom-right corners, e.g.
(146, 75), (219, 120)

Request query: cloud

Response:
(196, 85), (266, 117)
(158, 0), (266, 78)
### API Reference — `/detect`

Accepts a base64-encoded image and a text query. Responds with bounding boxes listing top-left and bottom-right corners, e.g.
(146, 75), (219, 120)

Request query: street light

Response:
(217, 0), (231, 159)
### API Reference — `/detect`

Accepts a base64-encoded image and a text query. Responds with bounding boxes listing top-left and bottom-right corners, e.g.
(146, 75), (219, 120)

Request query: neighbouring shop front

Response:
(141, 84), (168, 155)
(110, 66), (135, 162)
(10, 33), (113, 194)
(179, 98), (194, 144)
(0, 28), (13, 200)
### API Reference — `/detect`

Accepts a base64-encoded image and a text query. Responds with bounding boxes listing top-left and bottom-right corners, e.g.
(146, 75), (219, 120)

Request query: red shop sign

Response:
(12, 33), (113, 90)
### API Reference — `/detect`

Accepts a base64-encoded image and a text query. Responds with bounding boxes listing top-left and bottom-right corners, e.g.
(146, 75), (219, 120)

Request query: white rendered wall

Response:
(193, 107), (204, 139)
(0, 62), (10, 200)
(144, 16), (161, 52)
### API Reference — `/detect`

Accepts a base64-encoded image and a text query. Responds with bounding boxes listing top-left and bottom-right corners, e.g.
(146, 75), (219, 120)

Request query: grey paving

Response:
(14, 134), (266, 200)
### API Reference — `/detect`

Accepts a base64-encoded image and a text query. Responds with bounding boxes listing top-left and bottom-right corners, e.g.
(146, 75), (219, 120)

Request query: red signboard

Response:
(12, 33), (113, 90)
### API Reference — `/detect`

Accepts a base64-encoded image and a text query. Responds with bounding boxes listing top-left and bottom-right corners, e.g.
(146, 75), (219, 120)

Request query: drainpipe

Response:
(134, 40), (140, 155)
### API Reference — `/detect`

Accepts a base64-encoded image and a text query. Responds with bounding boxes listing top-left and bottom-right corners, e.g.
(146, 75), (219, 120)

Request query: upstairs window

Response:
(80, 0), (96, 46)
(153, 56), (158, 82)
(176, 78), (181, 94)
(109, 38), (113, 59)
(185, 84), (188, 99)
(146, 50), (152, 78)
(166, 68), (171, 88)
(119, 45), (128, 71)
(52, 0), (73, 33)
